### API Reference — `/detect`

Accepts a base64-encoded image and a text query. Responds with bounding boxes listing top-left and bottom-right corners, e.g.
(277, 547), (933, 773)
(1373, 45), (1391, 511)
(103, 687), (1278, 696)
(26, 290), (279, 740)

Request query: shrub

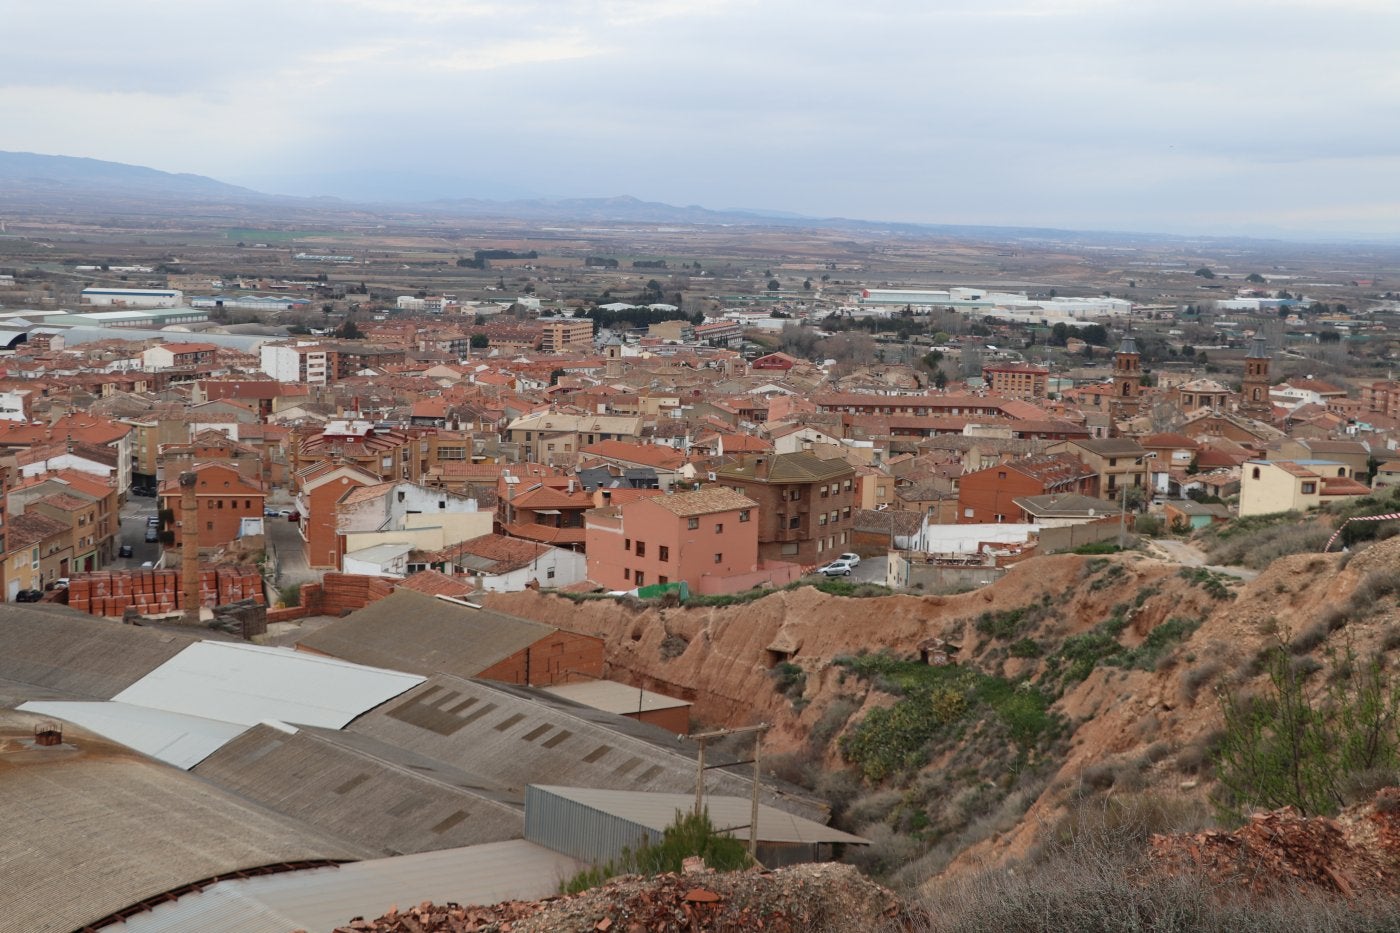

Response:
(1009, 637), (1043, 659)
(771, 661), (806, 699)
(1120, 616), (1201, 671)
(659, 633), (688, 660)
(1181, 659), (1224, 702)
(277, 582), (302, 607)
(1074, 541), (1122, 555)
(810, 696), (861, 749)
(560, 808), (750, 894)
(975, 608), (1030, 640)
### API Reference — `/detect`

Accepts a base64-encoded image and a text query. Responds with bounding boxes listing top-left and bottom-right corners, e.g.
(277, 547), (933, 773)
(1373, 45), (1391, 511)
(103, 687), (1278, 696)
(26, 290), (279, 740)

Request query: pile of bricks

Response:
(66, 564), (265, 618)
(314, 572), (397, 616)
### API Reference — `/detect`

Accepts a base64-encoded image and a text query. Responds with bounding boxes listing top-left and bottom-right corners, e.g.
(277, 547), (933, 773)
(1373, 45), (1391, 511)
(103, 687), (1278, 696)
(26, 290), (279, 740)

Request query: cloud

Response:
(1, 0), (1398, 234)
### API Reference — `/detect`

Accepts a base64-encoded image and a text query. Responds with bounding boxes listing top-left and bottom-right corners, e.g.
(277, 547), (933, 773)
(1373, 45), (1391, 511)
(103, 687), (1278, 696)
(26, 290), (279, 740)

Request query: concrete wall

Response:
(1035, 518), (1122, 553)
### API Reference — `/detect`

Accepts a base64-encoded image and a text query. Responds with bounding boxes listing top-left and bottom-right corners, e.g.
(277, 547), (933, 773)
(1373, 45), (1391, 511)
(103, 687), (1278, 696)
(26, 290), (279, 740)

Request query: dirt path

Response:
(1148, 538), (1259, 580)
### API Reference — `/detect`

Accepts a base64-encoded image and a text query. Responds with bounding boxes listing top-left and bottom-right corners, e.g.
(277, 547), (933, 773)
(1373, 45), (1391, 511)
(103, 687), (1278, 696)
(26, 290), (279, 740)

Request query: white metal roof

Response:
(113, 642), (425, 730)
(530, 785), (867, 846)
(16, 700), (248, 770)
(107, 840), (582, 933)
(542, 680), (691, 714)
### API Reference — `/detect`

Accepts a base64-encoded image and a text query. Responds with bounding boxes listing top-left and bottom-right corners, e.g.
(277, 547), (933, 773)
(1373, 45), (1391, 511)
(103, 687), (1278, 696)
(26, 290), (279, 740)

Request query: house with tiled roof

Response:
(158, 461), (267, 549)
(1239, 459), (1370, 517)
(4, 510), (71, 595)
(584, 487), (796, 594)
(713, 452), (857, 566)
(498, 476), (595, 549)
(412, 533), (587, 592)
(956, 453), (1098, 524)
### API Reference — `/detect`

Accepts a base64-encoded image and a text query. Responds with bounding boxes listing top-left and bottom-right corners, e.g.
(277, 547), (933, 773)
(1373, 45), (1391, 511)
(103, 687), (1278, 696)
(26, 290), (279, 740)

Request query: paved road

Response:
(1148, 538), (1259, 581)
(808, 555), (890, 586)
(108, 496), (162, 570)
(266, 511), (320, 587)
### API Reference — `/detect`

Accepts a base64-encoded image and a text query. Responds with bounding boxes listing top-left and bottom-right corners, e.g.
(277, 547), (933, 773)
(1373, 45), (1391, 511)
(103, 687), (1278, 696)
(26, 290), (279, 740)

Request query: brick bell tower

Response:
(1110, 333), (1143, 433)
(1239, 335), (1273, 420)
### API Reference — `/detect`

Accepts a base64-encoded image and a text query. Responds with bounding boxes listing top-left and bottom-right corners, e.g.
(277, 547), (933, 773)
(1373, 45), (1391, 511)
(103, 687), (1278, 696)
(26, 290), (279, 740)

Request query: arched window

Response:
(1121, 381), (1131, 396)
(1252, 388), (1261, 401)
(1252, 467), (1261, 480)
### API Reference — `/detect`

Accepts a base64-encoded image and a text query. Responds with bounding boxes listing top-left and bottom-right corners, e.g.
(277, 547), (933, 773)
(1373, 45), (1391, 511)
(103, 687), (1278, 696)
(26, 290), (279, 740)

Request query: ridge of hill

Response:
(483, 535), (1400, 891)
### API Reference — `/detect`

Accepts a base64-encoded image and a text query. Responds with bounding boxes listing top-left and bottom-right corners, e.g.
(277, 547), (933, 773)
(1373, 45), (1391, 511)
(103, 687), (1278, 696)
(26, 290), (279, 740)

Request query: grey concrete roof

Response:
(348, 675), (826, 820)
(0, 607), (200, 701)
(0, 710), (369, 933)
(298, 589), (558, 680)
(192, 723), (524, 856)
(106, 840), (582, 933)
(541, 680), (691, 715)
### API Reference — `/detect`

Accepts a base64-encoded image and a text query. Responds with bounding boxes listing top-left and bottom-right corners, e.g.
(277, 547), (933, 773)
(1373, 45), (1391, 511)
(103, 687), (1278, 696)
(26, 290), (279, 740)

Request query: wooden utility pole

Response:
(689, 723), (770, 861)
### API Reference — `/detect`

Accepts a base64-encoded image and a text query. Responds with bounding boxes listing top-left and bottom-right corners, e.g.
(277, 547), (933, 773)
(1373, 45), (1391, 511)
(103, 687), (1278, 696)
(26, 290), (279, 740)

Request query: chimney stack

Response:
(179, 471), (200, 625)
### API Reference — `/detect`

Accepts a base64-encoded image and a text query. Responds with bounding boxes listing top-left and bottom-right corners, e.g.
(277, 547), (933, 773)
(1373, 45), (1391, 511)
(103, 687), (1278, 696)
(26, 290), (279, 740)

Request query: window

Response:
(635, 541), (645, 557)
(546, 568), (555, 579)
(817, 539), (824, 553)
(843, 480), (852, 491)
(688, 517), (699, 530)
(820, 485), (829, 498)
(206, 521), (214, 531)
(819, 514), (828, 526)
(739, 509), (750, 522)
(714, 522), (723, 534)
(245, 500), (251, 509)
(624, 568), (630, 580)
(788, 489), (800, 502)
(997, 471), (1007, 480)
(624, 538), (631, 551)
(788, 516), (800, 529)
(217, 499), (223, 509)
(1109, 458), (1118, 467)
(1251, 467), (1261, 480)
(830, 511), (838, 523)
(634, 571), (644, 587)
(1302, 482), (1317, 495)
(658, 545), (669, 562)
(964, 508), (974, 518)
(658, 575), (669, 584)
(843, 507), (851, 520)
(714, 553), (723, 564)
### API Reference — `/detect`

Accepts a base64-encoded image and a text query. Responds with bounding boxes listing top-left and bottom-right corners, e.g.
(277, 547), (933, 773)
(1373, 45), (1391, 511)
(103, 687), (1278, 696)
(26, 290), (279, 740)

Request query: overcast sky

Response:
(4, 1), (1398, 237)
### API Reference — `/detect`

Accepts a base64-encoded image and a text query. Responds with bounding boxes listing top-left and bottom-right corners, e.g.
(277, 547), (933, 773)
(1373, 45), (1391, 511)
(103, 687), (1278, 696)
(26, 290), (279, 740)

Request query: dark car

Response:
(14, 589), (42, 602)
(144, 528), (159, 543)
(118, 544), (134, 558)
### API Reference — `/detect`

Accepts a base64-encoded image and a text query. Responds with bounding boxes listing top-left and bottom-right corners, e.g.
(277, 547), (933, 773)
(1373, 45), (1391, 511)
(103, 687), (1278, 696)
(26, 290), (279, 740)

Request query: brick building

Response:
(715, 452), (857, 566)
(956, 453), (1097, 524)
(159, 462), (267, 548)
(981, 362), (1049, 400)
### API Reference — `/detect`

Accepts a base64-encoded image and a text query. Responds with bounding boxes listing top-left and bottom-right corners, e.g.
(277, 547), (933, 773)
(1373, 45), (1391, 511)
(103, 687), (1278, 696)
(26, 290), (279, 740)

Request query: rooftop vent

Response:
(34, 722), (62, 747)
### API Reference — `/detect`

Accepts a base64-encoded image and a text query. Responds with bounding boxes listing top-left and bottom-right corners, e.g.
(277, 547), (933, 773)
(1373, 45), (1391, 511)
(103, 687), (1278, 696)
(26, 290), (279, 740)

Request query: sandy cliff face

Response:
(484, 537), (1400, 877)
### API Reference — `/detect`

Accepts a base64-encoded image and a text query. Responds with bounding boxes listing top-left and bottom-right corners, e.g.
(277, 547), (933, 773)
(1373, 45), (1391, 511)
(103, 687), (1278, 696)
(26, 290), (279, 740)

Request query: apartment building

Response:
(586, 487), (759, 591)
(715, 452), (857, 566)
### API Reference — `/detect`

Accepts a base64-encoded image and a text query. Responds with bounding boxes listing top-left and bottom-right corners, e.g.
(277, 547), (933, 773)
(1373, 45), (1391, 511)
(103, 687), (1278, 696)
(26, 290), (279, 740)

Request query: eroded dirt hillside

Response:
(484, 537), (1400, 881)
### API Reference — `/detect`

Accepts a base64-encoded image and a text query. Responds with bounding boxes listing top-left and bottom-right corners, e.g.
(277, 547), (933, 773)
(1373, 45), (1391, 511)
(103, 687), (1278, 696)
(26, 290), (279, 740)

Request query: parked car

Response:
(14, 589), (42, 602)
(118, 544), (133, 558)
(264, 507), (280, 518)
(140, 561), (154, 569)
(837, 553), (861, 566)
(146, 516), (159, 527)
(144, 528), (159, 543)
(816, 558), (857, 577)
(54, 578), (69, 589)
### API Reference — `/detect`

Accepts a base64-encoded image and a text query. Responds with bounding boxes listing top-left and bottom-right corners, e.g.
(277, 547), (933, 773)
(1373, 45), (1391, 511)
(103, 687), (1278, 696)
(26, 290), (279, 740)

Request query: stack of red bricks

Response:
(66, 564), (265, 618)
(318, 571), (397, 616)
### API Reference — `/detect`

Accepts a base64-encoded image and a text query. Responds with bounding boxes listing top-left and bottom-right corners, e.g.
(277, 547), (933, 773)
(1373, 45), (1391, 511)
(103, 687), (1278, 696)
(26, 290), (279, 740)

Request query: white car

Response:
(816, 559), (857, 577)
(838, 553), (861, 566)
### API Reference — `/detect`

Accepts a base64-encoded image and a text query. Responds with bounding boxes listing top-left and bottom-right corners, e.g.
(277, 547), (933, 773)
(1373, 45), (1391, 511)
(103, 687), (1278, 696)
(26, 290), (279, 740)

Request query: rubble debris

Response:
(328, 862), (921, 933)
(1150, 792), (1400, 897)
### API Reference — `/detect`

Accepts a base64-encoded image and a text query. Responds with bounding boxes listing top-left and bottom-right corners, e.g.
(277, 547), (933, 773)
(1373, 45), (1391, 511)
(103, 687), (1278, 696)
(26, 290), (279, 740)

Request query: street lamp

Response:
(1118, 452), (1157, 550)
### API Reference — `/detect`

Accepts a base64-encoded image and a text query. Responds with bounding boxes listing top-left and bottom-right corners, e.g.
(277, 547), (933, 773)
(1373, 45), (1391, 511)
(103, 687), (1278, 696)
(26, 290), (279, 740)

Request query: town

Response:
(4, 202), (1400, 932)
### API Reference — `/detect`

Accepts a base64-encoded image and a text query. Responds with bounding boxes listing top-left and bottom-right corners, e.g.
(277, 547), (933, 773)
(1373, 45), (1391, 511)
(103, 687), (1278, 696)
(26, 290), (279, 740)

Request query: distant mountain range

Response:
(2, 149), (1370, 247)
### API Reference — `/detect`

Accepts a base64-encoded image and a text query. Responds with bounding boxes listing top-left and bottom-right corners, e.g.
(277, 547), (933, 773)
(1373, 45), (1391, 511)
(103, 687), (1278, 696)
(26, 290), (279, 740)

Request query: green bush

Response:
(1009, 637), (1043, 659)
(1074, 541), (1122, 555)
(560, 808), (751, 894)
(1120, 617), (1201, 671)
(771, 661), (806, 699)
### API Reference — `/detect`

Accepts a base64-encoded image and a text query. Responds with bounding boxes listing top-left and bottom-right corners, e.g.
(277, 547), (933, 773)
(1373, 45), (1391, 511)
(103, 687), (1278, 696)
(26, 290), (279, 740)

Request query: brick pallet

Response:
(65, 564), (266, 618)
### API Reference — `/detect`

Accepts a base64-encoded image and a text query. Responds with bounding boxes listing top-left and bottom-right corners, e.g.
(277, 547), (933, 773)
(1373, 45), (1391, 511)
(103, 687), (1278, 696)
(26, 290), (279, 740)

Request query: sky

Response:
(3, 1), (1399, 237)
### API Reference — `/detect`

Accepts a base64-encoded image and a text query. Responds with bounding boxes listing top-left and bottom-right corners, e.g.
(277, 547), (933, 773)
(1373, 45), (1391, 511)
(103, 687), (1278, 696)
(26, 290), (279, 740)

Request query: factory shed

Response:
(101, 839), (582, 933)
(0, 606), (200, 700)
(113, 641), (425, 729)
(524, 785), (867, 870)
(297, 588), (604, 687)
(541, 679), (693, 735)
(348, 675), (827, 819)
(16, 700), (246, 770)
(0, 710), (369, 933)
(192, 723), (525, 856)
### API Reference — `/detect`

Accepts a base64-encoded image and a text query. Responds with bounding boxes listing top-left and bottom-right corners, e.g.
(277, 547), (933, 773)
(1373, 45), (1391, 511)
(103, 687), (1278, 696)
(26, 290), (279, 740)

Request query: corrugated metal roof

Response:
(16, 700), (248, 769)
(108, 840), (582, 933)
(191, 724), (524, 856)
(298, 589), (558, 680)
(349, 676), (827, 821)
(113, 642), (425, 729)
(542, 680), (691, 714)
(530, 785), (867, 846)
(0, 606), (199, 701)
(0, 710), (370, 933)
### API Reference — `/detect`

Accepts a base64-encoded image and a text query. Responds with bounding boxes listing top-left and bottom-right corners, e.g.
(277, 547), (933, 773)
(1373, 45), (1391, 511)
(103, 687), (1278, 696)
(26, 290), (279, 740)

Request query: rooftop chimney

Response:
(179, 471), (200, 625)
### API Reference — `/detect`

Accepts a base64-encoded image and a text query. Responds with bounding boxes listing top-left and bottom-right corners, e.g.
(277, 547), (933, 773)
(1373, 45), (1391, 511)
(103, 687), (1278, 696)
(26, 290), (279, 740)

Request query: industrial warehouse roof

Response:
(298, 589), (561, 680)
(192, 723), (525, 856)
(0, 606), (200, 701)
(542, 679), (691, 715)
(528, 785), (867, 847)
(16, 700), (247, 770)
(0, 710), (369, 933)
(105, 840), (582, 933)
(348, 675), (825, 820)
(113, 641), (425, 729)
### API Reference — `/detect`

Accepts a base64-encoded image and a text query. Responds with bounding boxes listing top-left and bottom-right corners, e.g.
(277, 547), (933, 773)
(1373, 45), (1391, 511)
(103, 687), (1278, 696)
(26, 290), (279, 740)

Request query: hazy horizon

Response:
(4, 1), (1399, 240)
